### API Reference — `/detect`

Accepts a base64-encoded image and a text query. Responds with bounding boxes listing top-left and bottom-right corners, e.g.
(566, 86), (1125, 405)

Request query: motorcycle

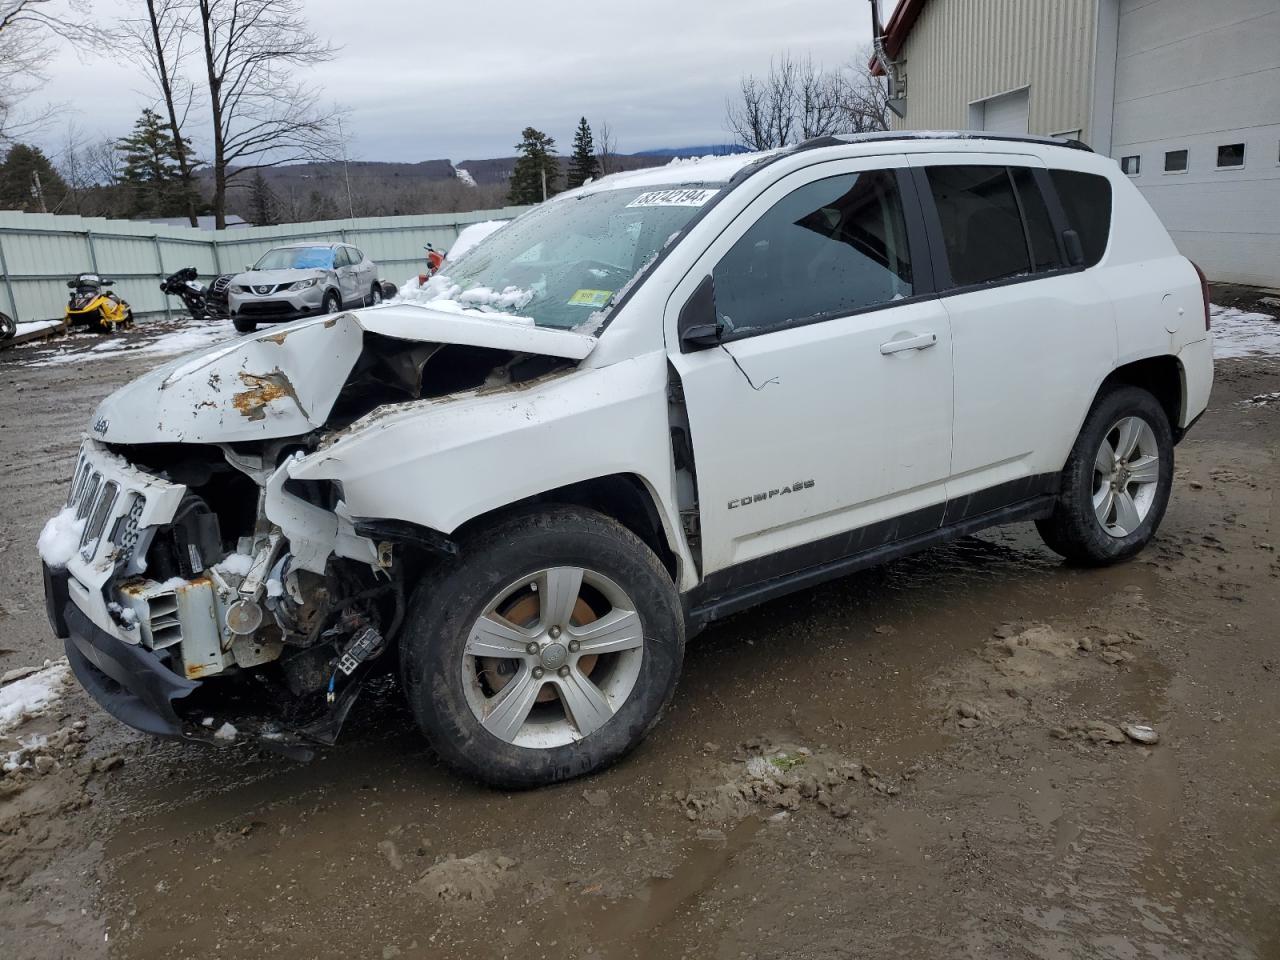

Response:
(161, 267), (211, 321)
(65, 274), (133, 333)
(0, 310), (14, 341)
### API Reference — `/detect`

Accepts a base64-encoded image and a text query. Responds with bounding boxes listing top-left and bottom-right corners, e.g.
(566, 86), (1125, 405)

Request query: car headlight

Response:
(232, 284), (251, 294)
(288, 278), (319, 291)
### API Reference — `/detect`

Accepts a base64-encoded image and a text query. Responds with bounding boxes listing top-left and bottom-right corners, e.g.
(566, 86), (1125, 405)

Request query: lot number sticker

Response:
(626, 188), (720, 208)
(568, 289), (613, 307)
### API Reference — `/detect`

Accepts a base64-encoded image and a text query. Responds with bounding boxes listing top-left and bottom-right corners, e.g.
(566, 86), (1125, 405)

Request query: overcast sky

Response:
(35, 0), (877, 163)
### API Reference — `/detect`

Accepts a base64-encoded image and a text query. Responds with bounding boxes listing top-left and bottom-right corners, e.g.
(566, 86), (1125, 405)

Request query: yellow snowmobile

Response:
(65, 274), (133, 333)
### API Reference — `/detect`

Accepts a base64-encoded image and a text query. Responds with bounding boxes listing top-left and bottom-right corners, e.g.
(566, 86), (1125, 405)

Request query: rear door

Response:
(666, 157), (953, 582)
(910, 154), (1116, 511)
(334, 246), (358, 305)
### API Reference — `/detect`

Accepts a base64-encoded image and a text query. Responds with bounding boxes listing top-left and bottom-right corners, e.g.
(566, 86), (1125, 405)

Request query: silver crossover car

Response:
(229, 243), (381, 332)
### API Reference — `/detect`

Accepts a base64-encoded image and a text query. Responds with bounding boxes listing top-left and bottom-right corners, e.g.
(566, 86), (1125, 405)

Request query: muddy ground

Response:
(1, 318), (1278, 959)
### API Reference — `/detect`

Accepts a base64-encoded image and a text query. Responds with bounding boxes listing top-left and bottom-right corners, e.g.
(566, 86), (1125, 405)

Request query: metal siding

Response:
(0, 206), (532, 323)
(892, 0), (1098, 142)
(1112, 0), (1280, 286)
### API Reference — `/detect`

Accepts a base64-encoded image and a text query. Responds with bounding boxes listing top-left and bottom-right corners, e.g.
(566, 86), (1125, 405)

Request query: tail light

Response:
(1191, 260), (1211, 331)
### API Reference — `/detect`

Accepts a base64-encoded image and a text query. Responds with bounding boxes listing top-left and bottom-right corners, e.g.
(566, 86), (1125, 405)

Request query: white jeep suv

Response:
(41, 133), (1213, 787)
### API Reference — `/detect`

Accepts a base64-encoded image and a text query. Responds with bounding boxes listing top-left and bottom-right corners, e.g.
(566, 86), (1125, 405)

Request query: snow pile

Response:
(393, 274), (535, 326)
(214, 552), (255, 577)
(37, 506), (86, 569)
(455, 168), (477, 188)
(446, 220), (507, 264)
(13, 320), (62, 338)
(1211, 304), (1280, 360)
(0, 659), (72, 733)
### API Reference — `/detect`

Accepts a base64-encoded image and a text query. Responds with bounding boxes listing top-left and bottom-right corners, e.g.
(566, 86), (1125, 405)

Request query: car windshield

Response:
(255, 246), (334, 270)
(410, 184), (723, 329)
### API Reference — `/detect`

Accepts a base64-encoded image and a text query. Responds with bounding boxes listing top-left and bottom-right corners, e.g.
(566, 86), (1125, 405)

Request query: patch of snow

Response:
(1241, 392), (1280, 407)
(16, 318), (233, 369)
(37, 506), (86, 569)
(1211, 304), (1280, 360)
(392, 273), (535, 326)
(445, 220), (508, 264)
(14, 320), (61, 337)
(0, 659), (72, 733)
(214, 553), (255, 577)
(266, 578), (284, 598)
(455, 167), (477, 188)
(213, 722), (238, 741)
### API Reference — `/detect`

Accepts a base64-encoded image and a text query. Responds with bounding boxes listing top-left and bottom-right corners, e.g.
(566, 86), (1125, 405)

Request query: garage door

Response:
(978, 89), (1029, 134)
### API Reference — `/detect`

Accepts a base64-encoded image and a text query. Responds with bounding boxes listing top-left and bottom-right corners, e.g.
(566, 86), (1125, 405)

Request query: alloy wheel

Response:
(1092, 416), (1161, 537)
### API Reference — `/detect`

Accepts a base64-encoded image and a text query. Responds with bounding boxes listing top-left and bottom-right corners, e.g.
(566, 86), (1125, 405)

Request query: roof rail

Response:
(794, 130), (1094, 154)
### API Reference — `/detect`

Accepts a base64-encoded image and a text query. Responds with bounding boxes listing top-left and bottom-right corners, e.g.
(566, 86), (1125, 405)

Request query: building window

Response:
(1164, 150), (1188, 173)
(1120, 155), (1141, 176)
(1217, 143), (1245, 168)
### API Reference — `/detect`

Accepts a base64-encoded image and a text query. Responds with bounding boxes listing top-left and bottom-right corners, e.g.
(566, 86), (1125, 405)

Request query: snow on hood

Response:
(89, 304), (597, 445)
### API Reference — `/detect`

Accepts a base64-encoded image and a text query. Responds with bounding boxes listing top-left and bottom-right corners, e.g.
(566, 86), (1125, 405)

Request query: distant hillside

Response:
(632, 145), (750, 158)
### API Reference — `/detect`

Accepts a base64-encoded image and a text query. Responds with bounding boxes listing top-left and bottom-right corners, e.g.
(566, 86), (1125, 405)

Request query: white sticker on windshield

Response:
(626, 188), (720, 208)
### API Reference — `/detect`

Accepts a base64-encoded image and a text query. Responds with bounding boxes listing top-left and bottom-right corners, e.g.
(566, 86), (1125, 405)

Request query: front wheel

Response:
(322, 291), (340, 314)
(232, 317), (257, 334)
(400, 506), (684, 788)
(1036, 385), (1174, 565)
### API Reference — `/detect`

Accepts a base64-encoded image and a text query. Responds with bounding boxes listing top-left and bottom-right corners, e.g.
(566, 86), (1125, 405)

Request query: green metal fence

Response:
(0, 206), (531, 324)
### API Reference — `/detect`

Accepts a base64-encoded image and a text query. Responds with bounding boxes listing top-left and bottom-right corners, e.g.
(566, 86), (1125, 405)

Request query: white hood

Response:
(89, 304), (597, 445)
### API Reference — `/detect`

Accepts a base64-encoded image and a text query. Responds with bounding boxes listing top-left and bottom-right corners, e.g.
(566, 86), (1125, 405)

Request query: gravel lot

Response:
(1, 311), (1277, 960)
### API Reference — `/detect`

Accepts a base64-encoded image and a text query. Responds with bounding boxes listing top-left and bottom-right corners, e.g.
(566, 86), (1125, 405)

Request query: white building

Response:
(874, 0), (1280, 289)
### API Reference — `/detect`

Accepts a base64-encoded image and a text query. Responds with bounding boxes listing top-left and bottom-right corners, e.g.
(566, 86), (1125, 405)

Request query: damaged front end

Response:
(43, 305), (596, 754)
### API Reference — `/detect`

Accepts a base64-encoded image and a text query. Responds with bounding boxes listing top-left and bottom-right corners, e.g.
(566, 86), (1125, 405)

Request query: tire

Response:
(0, 311), (14, 341)
(322, 291), (340, 314)
(400, 505), (684, 789)
(368, 283), (383, 306)
(1036, 385), (1174, 565)
(380, 280), (398, 301)
(233, 317), (256, 334)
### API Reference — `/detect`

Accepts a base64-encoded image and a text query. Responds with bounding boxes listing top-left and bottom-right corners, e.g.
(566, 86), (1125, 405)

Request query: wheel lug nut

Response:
(526, 642), (539, 655)
(549, 626), (561, 639)
(532, 667), (544, 679)
(568, 640), (579, 653)
(558, 666), (570, 678)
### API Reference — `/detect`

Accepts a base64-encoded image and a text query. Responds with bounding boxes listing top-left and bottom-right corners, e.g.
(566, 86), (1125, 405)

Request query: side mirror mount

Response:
(678, 274), (723, 351)
(1062, 229), (1085, 267)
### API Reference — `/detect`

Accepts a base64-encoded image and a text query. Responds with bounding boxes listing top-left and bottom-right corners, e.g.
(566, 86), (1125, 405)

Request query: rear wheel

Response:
(400, 506), (684, 788)
(0, 311), (14, 341)
(1036, 385), (1173, 565)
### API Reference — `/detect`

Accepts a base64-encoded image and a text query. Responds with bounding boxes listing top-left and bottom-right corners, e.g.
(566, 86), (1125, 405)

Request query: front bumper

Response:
(231, 288), (326, 323)
(48, 564), (200, 738)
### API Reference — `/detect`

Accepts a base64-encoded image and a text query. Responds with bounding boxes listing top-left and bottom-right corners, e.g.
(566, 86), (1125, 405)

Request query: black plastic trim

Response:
(62, 599), (200, 738)
(686, 475), (1058, 629)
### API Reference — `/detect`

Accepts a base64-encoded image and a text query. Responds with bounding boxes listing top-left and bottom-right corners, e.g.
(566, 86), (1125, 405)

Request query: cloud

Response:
(33, 0), (872, 162)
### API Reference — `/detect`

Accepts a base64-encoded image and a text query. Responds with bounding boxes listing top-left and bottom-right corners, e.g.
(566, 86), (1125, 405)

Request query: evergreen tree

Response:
(508, 127), (559, 205)
(0, 144), (69, 213)
(248, 171), (279, 225)
(566, 117), (600, 189)
(116, 108), (195, 217)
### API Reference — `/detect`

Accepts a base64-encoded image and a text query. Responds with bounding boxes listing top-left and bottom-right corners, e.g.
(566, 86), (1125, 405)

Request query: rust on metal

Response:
(232, 369), (300, 422)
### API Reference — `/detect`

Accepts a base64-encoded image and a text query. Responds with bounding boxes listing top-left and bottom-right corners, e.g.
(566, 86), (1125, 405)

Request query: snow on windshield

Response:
(392, 186), (718, 329)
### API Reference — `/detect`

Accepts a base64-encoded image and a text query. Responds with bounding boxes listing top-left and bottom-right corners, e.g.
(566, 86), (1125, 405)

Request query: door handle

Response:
(880, 332), (938, 355)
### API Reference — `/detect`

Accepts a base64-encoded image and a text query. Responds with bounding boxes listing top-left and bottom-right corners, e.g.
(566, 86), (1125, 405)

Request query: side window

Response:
(925, 165), (1030, 286)
(334, 247), (351, 267)
(348, 247), (364, 264)
(713, 169), (914, 337)
(1009, 167), (1062, 272)
(1048, 170), (1112, 267)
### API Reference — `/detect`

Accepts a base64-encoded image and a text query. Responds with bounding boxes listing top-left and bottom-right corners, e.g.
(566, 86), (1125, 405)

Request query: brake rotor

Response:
(480, 591), (600, 702)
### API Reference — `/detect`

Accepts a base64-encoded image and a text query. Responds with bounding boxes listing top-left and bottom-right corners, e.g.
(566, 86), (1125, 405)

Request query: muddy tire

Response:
(1036, 385), (1174, 565)
(399, 505), (684, 789)
(233, 317), (256, 334)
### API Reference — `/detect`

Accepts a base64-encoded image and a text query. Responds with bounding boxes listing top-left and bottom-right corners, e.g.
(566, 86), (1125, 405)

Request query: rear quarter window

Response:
(1048, 170), (1112, 267)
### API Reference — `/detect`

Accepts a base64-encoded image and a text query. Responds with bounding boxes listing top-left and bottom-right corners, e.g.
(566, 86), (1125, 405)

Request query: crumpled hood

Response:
(232, 268), (327, 290)
(89, 304), (597, 445)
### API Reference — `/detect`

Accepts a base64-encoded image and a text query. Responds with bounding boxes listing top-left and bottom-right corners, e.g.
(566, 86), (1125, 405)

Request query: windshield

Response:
(410, 185), (722, 329)
(254, 246), (334, 270)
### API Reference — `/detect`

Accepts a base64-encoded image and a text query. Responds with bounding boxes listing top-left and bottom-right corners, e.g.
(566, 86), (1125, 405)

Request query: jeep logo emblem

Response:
(92, 417), (109, 435)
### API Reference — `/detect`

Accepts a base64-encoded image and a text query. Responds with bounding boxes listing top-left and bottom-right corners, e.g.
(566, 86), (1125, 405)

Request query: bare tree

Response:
(0, 0), (92, 144)
(726, 53), (846, 150)
(194, 0), (343, 227)
(836, 54), (891, 134)
(594, 119), (618, 176)
(118, 0), (202, 225)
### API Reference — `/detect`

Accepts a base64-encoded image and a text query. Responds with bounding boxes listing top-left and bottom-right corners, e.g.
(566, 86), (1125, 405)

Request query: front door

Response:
(667, 158), (953, 583)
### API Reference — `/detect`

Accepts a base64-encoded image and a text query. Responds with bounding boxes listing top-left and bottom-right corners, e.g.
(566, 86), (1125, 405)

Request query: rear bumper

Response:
(47, 564), (201, 738)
